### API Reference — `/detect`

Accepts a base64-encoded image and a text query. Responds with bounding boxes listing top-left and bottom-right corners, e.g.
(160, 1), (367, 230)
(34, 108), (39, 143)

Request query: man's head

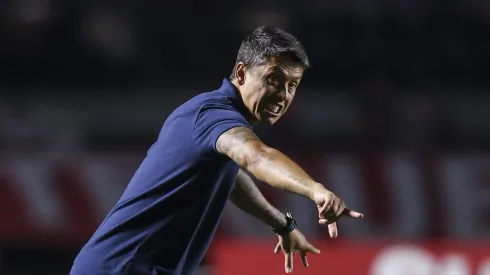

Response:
(230, 26), (310, 125)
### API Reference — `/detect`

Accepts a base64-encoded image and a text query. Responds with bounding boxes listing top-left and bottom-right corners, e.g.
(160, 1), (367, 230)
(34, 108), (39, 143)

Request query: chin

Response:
(264, 116), (280, 125)
(257, 112), (281, 125)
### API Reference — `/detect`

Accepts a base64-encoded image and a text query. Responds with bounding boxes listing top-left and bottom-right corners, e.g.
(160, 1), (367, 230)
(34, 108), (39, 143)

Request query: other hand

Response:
(273, 229), (320, 273)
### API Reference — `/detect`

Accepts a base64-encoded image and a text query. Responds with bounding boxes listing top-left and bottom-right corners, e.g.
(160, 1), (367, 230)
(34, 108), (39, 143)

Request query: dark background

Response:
(0, 0), (489, 274)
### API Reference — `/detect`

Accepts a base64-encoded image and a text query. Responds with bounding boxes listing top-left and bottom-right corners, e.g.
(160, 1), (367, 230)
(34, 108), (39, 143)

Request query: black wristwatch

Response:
(272, 212), (297, 236)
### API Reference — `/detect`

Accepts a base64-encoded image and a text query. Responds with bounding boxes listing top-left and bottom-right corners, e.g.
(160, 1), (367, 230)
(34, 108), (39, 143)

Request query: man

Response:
(70, 26), (363, 275)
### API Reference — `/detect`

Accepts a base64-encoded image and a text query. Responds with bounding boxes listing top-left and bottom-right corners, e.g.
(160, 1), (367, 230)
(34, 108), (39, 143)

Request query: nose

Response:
(276, 86), (287, 101)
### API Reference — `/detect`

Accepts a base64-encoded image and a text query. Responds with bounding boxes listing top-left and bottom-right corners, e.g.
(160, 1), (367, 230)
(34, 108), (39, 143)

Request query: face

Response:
(234, 56), (304, 125)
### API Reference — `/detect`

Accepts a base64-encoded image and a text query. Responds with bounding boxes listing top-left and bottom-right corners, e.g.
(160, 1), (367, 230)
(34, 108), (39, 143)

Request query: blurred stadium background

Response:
(1, 0), (490, 274)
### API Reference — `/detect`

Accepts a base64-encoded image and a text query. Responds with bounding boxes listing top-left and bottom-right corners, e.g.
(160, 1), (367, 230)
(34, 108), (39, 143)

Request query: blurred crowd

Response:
(0, 0), (490, 153)
(1, 0), (489, 89)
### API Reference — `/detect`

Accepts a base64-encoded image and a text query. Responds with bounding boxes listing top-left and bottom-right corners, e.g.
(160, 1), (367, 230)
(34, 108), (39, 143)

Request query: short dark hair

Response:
(230, 26), (310, 80)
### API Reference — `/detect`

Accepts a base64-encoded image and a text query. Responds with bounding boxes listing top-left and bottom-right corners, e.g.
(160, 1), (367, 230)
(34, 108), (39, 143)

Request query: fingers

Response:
(331, 199), (340, 218)
(328, 222), (338, 238)
(300, 251), (308, 267)
(318, 218), (329, 225)
(281, 241), (320, 271)
(335, 201), (346, 218)
(343, 208), (364, 219)
(320, 209), (363, 238)
(300, 244), (320, 268)
(318, 199), (333, 219)
(274, 242), (281, 254)
(306, 243), (321, 254)
(318, 194), (342, 220)
(319, 204), (363, 226)
(317, 190), (364, 223)
(285, 252), (293, 273)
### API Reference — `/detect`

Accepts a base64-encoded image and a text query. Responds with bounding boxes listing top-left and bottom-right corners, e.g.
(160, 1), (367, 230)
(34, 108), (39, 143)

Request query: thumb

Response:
(343, 209), (364, 219)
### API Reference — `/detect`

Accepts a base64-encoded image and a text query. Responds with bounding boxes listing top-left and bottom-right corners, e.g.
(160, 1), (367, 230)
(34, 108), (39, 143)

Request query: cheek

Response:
(283, 96), (295, 111)
(259, 82), (271, 94)
(247, 81), (264, 96)
(255, 84), (271, 101)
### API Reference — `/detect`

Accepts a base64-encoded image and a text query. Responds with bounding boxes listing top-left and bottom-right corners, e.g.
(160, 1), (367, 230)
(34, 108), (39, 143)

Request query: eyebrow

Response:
(267, 66), (302, 82)
(267, 66), (287, 76)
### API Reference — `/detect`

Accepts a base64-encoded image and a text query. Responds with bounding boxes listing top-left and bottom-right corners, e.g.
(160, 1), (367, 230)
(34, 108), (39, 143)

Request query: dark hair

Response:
(230, 26), (310, 80)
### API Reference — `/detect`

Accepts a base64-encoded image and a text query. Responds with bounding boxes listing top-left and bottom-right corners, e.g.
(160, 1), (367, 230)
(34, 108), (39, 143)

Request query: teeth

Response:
(267, 103), (280, 113)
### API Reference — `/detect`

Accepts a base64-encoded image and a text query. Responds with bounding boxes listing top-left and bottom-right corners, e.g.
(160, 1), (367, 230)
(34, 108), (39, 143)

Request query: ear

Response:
(235, 62), (246, 86)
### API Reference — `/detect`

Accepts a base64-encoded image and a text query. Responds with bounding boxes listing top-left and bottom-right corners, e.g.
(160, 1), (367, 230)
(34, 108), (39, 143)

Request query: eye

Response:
(288, 82), (298, 92)
(267, 76), (280, 86)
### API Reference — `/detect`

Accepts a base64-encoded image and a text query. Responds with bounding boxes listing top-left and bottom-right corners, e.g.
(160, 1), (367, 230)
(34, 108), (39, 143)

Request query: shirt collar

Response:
(218, 78), (254, 125)
(218, 78), (241, 99)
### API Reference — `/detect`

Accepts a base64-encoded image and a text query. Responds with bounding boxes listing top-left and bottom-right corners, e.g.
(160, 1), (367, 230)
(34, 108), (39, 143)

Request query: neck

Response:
(229, 78), (260, 126)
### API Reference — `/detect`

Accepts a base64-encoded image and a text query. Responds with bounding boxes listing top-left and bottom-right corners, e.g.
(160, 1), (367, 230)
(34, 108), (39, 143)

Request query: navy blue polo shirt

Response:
(71, 79), (252, 275)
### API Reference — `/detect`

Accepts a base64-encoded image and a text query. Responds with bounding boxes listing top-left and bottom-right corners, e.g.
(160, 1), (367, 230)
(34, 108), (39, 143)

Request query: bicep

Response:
(216, 126), (268, 168)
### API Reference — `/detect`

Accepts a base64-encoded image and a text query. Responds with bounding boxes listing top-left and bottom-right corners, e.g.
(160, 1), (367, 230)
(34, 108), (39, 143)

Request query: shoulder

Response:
(187, 90), (245, 121)
(163, 89), (246, 133)
(175, 89), (231, 114)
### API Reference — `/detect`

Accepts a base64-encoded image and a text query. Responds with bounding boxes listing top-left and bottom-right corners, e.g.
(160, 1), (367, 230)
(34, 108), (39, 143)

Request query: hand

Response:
(313, 189), (363, 238)
(273, 229), (320, 273)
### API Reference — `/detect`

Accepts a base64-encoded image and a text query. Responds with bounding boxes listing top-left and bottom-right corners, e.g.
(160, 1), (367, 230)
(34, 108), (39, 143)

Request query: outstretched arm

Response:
(217, 126), (363, 237)
(218, 127), (323, 200)
(230, 169), (287, 229)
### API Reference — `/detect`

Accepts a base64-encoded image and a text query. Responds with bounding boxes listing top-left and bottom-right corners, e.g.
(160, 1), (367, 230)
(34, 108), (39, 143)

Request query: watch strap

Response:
(272, 212), (297, 236)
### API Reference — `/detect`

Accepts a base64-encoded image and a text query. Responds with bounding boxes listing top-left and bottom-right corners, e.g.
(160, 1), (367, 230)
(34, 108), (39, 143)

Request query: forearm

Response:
(217, 126), (327, 201)
(230, 169), (287, 229)
(245, 147), (325, 200)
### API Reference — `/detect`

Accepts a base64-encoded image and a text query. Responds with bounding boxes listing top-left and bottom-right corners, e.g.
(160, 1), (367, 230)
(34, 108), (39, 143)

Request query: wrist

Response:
(272, 212), (297, 236)
(267, 210), (288, 228)
(309, 183), (327, 200)
(274, 215), (288, 229)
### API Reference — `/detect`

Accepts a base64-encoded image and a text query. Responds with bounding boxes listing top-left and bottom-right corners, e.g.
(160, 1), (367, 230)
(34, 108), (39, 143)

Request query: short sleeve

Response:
(193, 104), (251, 154)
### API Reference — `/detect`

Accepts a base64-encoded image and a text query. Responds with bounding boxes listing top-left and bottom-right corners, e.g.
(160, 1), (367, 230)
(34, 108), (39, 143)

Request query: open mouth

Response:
(264, 103), (283, 116)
